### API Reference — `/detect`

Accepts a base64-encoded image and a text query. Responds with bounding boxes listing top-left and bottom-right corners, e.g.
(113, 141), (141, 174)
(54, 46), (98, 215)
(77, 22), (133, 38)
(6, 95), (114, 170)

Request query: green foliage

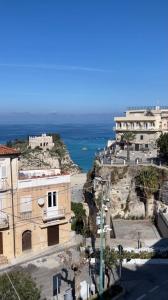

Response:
(49, 133), (66, 159)
(136, 166), (159, 198)
(6, 139), (28, 153)
(121, 132), (136, 143)
(121, 132), (136, 161)
(71, 202), (86, 219)
(71, 202), (86, 235)
(0, 271), (41, 300)
(104, 246), (118, 269)
(157, 133), (168, 160)
(136, 166), (159, 217)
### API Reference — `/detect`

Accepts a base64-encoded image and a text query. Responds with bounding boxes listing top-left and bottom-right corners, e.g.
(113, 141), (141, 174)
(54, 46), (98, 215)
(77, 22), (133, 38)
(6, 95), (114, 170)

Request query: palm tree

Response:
(121, 132), (135, 162)
(136, 167), (159, 218)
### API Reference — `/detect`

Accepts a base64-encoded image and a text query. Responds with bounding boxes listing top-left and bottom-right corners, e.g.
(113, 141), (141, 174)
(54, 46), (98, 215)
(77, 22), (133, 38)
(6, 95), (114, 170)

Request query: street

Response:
(121, 264), (168, 300)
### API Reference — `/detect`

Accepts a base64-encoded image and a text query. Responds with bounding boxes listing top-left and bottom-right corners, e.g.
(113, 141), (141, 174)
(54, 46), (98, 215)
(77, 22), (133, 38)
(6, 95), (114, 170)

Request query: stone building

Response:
(114, 106), (168, 150)
(0, 145), (71, 265)
(29, 133), (54, 150)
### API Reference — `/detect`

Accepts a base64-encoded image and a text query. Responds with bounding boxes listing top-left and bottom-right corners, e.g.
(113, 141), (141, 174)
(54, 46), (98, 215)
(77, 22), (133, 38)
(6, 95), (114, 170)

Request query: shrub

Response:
(0, 270), (41, 300)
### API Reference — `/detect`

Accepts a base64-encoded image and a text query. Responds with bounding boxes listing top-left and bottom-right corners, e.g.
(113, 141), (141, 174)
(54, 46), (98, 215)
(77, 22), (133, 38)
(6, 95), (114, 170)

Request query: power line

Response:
(5, 271), (21, 300)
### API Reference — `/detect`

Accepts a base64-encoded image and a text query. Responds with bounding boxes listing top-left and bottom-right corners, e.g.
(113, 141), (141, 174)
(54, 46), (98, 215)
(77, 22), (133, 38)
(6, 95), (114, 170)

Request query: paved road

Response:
(121, 264), (168, 300)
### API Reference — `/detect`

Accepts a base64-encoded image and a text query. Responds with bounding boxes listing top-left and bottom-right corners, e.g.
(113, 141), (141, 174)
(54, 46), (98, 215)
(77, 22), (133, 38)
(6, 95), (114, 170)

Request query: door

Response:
(47, 225), (59, 246)
(0, 232), (3, 254)
(22, 230), (32, 251)
(47, 192), (57, 219)
(135, 144), (139, 151)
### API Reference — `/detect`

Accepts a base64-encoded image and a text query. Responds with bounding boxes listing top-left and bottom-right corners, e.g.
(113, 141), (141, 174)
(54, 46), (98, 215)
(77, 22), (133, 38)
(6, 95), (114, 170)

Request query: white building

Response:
(114, 106), (168, 150)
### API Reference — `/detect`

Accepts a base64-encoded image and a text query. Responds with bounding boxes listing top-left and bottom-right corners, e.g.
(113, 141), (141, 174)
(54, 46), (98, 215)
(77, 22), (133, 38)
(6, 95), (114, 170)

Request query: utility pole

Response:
(105, 177), (111, 248)
(99, 190), (105, 298)
(99, 176), (112, 297)
(95, 176), (112, 298)
(118, 244), (123, 283)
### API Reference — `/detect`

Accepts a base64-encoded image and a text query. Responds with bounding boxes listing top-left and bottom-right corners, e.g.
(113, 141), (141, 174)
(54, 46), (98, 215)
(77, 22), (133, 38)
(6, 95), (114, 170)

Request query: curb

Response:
(122, 258), (168, 265)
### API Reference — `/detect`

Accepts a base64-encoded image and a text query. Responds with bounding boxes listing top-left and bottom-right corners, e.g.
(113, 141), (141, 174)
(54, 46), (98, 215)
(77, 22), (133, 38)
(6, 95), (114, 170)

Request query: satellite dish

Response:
(38, 198), (45, 206)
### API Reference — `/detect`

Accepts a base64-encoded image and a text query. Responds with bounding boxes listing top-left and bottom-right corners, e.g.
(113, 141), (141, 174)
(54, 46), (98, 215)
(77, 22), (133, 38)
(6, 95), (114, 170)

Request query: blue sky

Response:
(0, 0), (167, 113)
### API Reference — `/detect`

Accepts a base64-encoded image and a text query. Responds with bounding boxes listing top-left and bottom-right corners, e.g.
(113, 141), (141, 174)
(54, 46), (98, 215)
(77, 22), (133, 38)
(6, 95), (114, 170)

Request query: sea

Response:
(0, 123), (114, 172)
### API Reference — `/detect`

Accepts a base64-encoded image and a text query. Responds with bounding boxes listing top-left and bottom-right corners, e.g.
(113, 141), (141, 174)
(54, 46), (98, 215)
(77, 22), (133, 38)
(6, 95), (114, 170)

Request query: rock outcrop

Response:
(84, 161), (168, 220)
(7, 135), (81, 174)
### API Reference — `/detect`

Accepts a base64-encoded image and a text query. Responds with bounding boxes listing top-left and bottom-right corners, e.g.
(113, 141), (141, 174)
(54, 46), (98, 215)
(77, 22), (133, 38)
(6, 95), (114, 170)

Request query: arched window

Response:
(22, 230), (32, 251)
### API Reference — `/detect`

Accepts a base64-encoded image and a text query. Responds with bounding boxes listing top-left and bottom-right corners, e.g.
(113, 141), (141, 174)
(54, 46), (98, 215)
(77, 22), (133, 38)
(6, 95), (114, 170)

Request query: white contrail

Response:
(0, 63), (113, 73)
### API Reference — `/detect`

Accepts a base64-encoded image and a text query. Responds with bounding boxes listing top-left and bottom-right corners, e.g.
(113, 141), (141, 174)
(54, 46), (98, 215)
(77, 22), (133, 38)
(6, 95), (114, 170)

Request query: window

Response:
(20, 196), (32, 213)
(48, 192), (57, 208)
(140, 135), (143, 140)
(0, 165), (7, 179)
(1, 166), (6, 179)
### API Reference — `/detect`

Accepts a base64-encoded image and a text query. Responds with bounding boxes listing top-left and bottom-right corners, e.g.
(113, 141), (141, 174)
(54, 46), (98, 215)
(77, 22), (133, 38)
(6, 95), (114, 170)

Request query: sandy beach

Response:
(70, 173), (87, 203)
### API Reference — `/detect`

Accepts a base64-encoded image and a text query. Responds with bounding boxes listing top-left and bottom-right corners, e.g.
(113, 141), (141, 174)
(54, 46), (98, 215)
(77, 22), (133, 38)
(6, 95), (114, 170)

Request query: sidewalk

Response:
(0, 234), (82, 273)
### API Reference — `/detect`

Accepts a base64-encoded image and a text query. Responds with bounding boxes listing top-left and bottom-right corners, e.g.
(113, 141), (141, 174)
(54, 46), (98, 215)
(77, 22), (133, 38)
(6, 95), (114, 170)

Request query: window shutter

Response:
(1, 166), (7, 178)
(20, 197), (32, 212)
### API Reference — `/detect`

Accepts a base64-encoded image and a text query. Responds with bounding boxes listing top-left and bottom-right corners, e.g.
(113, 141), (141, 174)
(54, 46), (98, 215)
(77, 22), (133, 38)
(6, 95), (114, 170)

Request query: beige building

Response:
(29, 133), (54, 150)
(0, 145), (71, 264)
(114, 106), (168, 150)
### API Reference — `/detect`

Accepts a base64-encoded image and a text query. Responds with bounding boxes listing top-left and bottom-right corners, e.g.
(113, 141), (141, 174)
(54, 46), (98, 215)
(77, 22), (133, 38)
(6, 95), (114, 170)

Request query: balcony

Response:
(0, 212), (9, 229)
(20, 211), (32, 220)
(43, 207), (65, 222)
(113, 126), (159, 132)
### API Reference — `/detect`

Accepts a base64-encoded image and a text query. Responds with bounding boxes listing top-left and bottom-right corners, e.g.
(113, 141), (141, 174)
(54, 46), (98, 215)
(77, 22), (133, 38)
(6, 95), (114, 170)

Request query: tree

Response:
(136, 167), (159, 218)
(104, 246), (118, 288)
(121, 132), (135, 162)
(71, 202), (86, 234)
(0, 270), (41, 300)
(157, 133), (168, 161)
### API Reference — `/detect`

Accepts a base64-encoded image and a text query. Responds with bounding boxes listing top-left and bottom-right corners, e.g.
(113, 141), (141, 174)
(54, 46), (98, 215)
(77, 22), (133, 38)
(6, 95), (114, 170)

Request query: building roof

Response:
(0, 145), (20, 156)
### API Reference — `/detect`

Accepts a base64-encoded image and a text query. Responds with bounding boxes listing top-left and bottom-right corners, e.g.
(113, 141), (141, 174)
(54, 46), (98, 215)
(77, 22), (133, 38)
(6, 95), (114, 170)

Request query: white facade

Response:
(114, 106), (168, 150)
(18, 174), (70, 189)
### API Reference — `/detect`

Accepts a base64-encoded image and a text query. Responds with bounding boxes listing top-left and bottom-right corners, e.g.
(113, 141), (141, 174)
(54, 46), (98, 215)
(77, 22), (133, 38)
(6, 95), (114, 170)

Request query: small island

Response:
(6, 133), (81, 174)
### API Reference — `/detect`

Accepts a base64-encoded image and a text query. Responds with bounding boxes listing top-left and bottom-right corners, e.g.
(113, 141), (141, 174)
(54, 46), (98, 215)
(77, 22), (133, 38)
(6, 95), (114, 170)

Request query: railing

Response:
(127, 106), (168, 110)
(20, 211), (32, 220)
(0, 212), (9, 229)
(43, 208), (65, 221)
(97, 157), (161, 167)
(114, 126), (159, 131)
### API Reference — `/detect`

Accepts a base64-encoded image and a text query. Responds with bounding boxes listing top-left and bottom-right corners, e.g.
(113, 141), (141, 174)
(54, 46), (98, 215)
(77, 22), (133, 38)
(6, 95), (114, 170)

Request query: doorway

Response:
(47, 225), (59, 246)
(22, 230), (32, 251)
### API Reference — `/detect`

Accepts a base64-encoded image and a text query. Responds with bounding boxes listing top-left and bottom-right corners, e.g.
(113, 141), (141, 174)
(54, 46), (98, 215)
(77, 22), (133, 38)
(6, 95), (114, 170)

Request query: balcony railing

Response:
(0, 212), (9, 229)
(20, 211), (32, 220)
(113, 126), (159, 132)
(43, 208), (65, 222)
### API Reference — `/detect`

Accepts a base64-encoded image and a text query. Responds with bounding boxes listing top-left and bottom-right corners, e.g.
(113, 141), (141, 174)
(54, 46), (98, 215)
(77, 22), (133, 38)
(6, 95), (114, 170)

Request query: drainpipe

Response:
(10, 157), (16, 258)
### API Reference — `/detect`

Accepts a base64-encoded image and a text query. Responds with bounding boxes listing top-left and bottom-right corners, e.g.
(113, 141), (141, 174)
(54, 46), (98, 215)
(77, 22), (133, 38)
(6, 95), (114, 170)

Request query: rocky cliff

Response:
(7, 134), (80, 174)
(84, 161), (168, 220)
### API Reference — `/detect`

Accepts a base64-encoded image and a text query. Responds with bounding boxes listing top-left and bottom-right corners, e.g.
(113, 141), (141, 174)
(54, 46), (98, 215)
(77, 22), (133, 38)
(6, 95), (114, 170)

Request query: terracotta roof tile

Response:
(0, 145), (20, 156)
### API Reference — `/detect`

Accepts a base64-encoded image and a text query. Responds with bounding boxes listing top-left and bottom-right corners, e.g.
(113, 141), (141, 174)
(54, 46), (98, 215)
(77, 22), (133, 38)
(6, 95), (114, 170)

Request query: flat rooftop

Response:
(112, 219), (160, 248)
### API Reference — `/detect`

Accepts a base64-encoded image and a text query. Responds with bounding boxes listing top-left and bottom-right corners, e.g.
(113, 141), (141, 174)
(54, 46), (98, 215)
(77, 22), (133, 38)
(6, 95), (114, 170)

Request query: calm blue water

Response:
(0, 124), (114, 172)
